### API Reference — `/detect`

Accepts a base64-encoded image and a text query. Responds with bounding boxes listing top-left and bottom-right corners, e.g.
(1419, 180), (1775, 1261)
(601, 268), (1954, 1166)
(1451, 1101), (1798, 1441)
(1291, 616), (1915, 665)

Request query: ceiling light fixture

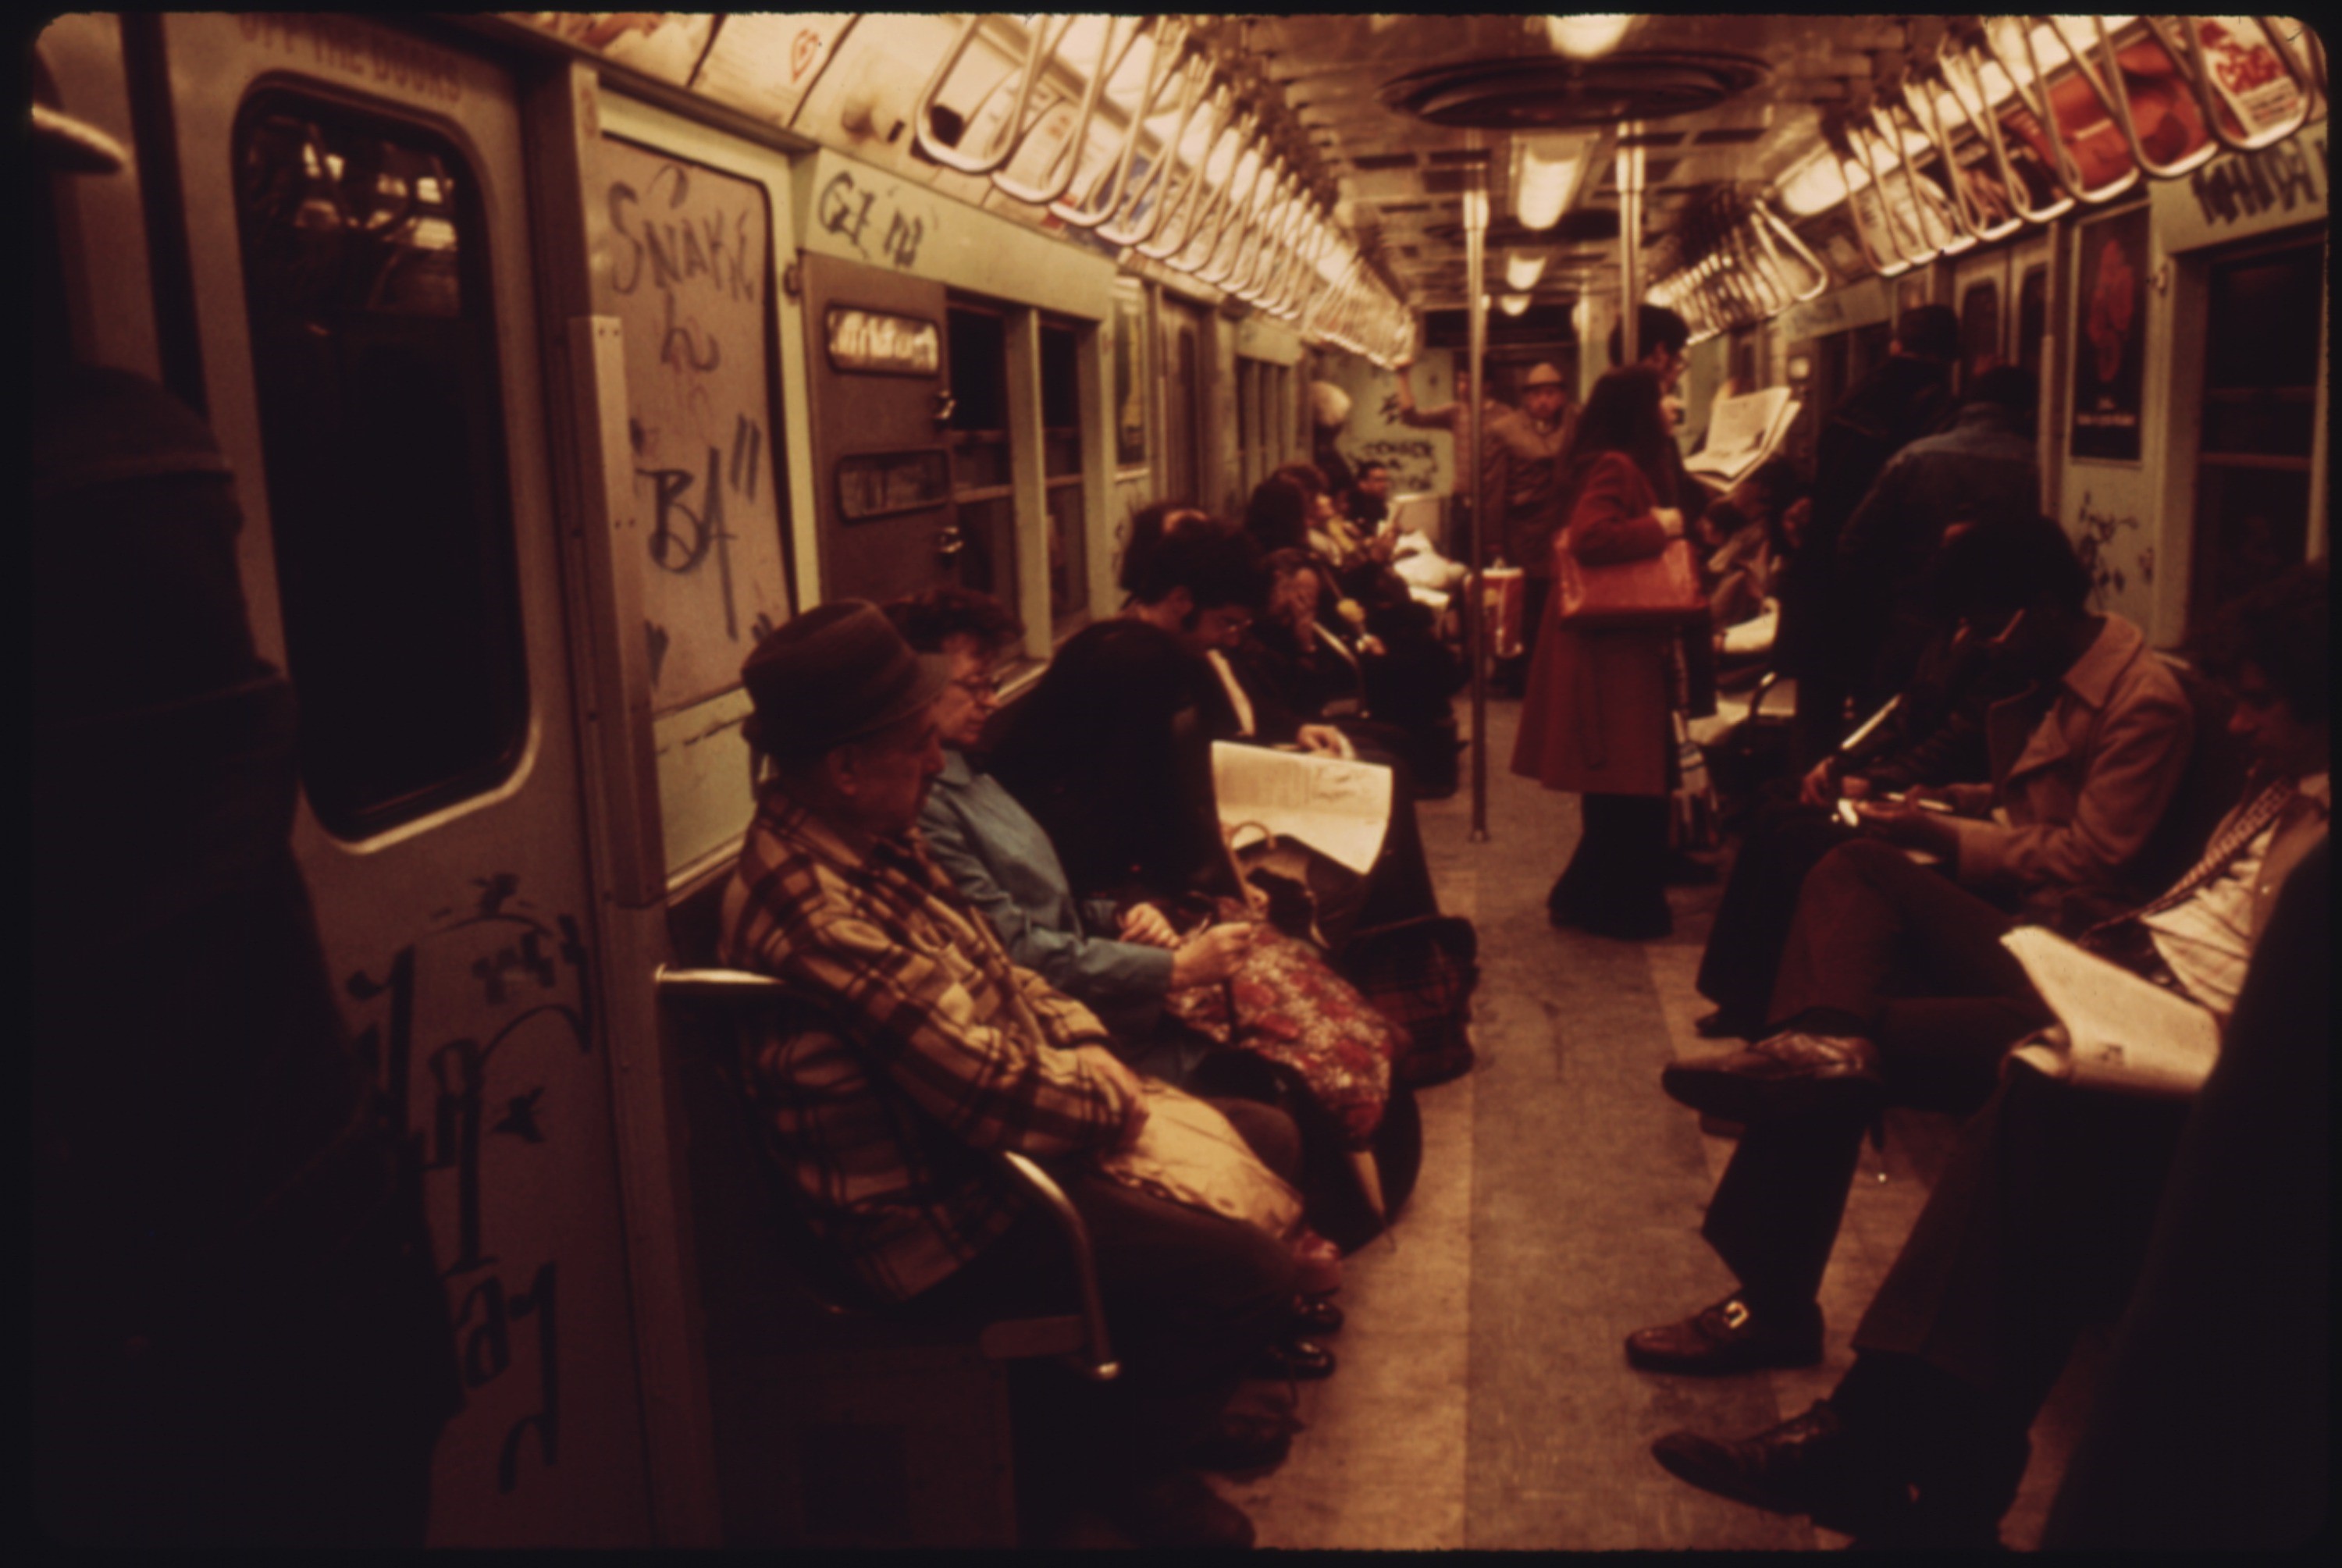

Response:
(1505, 251), (1547, 290)
(1513, 136), (1581, 230)
(1500, 292), (1532, 315)
(1543, 15), (1634, 60)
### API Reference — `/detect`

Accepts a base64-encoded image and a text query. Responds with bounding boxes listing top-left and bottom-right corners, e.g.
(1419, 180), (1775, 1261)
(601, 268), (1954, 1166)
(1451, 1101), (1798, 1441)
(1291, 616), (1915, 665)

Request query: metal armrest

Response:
(991, 1154), (1119, 1382)
(655, 965), (1120, 1378)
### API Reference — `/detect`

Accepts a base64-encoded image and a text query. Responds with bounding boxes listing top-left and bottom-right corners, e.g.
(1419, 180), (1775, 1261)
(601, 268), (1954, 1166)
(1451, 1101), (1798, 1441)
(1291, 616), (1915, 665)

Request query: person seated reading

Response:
(1627, 512), (2194, 1378)
(1646, 563), (2328, 1548)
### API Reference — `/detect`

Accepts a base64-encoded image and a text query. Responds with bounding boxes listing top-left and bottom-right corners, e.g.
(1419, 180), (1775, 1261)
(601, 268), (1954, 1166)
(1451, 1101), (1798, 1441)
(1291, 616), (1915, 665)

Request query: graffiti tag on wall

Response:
(345, 875), (592, 1498)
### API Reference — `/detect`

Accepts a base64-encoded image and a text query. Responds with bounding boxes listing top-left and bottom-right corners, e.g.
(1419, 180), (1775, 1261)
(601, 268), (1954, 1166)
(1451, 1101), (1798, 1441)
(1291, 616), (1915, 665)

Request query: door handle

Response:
(934, 524), (965, 559)
(932, 389), (957, 424)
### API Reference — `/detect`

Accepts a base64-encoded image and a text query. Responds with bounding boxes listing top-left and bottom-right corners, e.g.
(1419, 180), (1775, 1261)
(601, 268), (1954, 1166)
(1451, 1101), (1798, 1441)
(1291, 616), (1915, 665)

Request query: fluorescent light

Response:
(1544, 15), (1633, 59)
(1500, 293), (1532, 315)
(1777, 148), (1853, 215)
(1506, 251), (1547, 290)
(1514, 140), (1579, 231)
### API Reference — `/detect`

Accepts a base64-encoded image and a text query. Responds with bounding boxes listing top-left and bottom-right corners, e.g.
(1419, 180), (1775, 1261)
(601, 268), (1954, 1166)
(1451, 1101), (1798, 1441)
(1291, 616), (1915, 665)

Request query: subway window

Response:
(1960, 279), (2000, 379)
(232, 93), (527, 840)
(2191, 239), (2322, 621)
(1039, 319), (1088, 629)
(2016, 265), (2048, 380)
(945, 301), (1014, 601)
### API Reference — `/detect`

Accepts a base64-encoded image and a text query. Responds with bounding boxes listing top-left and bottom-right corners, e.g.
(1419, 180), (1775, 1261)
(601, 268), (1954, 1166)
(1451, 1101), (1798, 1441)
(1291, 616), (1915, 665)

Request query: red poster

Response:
(2070, 204), (2149, 462)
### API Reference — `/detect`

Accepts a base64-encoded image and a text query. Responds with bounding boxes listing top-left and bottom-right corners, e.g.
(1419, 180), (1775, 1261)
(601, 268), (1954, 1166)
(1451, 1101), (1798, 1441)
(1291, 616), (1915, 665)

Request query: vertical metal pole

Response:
(1618, 127), (1644, 366)
(1464, 156), (1490, 842)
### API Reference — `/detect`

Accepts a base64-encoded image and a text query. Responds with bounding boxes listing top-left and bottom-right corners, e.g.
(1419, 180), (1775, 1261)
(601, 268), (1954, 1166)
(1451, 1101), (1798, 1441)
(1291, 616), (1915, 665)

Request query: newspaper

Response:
(2001, 926), (2221, 1097)
(1685, 386), (1799, 487)
(1212, 741), (1393, 876)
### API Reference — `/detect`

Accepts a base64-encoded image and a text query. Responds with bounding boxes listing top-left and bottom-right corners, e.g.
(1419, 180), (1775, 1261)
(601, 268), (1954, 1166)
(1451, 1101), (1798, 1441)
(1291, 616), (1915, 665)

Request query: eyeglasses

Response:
(952, 674), (1002, 699)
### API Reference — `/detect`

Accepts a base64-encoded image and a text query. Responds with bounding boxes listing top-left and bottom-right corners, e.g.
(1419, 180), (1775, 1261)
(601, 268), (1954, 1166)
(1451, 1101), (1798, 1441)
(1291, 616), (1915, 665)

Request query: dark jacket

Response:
(1773, 354), (1955, 678)
(989, 617), (1223, 902)
(1835, 400), (2040, 700)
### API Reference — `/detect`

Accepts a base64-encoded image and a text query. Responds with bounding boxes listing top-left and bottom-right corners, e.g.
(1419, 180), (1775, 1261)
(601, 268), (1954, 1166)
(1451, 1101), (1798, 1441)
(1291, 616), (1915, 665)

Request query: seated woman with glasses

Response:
(886, 582), (1421, 1250)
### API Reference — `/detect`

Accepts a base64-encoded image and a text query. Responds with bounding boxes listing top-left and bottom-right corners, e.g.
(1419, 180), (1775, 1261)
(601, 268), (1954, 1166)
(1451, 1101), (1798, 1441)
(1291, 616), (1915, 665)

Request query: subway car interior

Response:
(29, 11), (2331, 1551)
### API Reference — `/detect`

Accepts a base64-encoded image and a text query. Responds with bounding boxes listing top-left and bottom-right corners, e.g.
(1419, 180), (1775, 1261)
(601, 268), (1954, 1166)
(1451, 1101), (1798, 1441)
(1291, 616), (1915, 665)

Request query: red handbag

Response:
(1555, 535), (1707, 628)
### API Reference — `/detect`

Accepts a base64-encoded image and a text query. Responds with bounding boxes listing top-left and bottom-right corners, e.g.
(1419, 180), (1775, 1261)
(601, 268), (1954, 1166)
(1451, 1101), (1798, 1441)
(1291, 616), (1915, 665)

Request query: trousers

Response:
(906, 1100), (1302, 1485)
(1703, 839), (2053, 1304)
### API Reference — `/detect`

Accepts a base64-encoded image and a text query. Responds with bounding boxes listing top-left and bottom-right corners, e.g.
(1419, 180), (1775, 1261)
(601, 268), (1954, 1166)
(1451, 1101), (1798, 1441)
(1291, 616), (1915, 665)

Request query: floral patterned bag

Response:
(1159, 916), (1401, 1150)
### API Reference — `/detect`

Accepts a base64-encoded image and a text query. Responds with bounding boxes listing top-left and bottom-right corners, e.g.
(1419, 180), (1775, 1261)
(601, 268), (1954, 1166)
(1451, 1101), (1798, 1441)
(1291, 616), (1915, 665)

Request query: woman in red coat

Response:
(1511, 365), (1694, 939)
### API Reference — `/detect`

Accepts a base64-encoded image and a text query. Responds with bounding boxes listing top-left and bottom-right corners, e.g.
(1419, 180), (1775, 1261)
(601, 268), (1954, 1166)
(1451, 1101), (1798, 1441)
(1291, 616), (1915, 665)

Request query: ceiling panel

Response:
(1243, 12), (1910, 310)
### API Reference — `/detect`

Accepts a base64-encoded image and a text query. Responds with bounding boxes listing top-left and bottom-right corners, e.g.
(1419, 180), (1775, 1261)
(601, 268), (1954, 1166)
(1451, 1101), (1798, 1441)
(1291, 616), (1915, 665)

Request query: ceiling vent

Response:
(1383, 49), (1770, 130)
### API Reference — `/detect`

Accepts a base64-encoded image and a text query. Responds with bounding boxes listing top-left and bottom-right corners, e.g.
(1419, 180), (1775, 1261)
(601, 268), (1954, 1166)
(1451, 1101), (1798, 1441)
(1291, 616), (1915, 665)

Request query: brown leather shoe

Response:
(1661, 1031), (1885, 1123)
(1651, 1401), (1913, 1538)
(1625, 1294), (1824, 1375)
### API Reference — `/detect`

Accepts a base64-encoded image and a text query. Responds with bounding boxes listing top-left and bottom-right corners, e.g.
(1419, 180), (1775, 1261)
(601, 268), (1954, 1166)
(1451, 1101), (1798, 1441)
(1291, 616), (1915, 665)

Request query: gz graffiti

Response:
(346, 874), (593, 1497)
(817, 169), (927, 269)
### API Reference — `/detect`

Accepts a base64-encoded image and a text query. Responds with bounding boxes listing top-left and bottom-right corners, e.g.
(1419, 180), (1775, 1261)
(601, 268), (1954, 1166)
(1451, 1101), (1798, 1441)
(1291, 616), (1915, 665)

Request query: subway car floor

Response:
(1199, 693), (2109, 1552)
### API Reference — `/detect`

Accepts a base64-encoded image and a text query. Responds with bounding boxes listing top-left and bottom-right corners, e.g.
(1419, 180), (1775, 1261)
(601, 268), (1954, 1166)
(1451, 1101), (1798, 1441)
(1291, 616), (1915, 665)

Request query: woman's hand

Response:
(1118, 902), (1181, 949)
(1797, 757), (1841, 809)
(1295, 723), (1348, 756)
(1170, 923), (1254, 989)
(1653, 506), (1685, 538)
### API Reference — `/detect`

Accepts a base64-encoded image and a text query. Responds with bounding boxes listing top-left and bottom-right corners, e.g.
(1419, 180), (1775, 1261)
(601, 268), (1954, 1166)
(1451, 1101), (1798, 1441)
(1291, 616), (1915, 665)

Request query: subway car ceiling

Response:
(468, 12), (2329, 627)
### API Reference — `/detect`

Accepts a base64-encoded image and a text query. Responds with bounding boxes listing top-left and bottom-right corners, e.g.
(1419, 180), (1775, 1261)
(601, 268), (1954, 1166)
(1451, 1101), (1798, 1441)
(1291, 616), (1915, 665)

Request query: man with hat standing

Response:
(717, 601), (1304, 1548)
(1484, 361), (1577, 689)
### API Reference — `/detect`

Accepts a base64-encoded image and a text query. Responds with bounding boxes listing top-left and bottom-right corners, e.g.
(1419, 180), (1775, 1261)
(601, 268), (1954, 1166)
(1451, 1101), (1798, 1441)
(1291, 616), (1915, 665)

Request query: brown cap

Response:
(739, 600), (950, 760)
(1524, 362), (1566, 389)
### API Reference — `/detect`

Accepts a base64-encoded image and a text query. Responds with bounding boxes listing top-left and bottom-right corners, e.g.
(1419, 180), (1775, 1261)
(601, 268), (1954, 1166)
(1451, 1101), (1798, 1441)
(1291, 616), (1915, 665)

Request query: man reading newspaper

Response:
(1631, 560), (2326, 1388)
(1648, 560), (2329, 1548)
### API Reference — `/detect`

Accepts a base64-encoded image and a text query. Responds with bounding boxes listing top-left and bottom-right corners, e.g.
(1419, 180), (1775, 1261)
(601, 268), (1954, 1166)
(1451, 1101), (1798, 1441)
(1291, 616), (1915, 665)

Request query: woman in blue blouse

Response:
(887, 587), (1254, 1087)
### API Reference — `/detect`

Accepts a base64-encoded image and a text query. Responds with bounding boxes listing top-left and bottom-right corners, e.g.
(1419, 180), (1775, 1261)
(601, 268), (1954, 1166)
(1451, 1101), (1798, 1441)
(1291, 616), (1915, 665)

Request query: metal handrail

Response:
(1135, 80), (1237, 260)
(1227, 165), (1296, 296)
(913, 13), (1063, 178)
(1878, 95), (1975, 255)
(1862, 102), (1944, 265)
(2162, 14), (2314, 156)
(1754, 199), (1831, 302)
(653, 965), (1119, 1381)
(1825, 112), (1914, 277)
(1983, 16), (2141, 204)
(991, 15), (1149, 208)
(2082, 16), (2221, 180)
(1050, 16), (1191, 229)
(1190, 134), (1272, 281)
(1092, 45), (1213, 247)
(1909, 55), (2029, 243)
(1940, 25), (2077, 224)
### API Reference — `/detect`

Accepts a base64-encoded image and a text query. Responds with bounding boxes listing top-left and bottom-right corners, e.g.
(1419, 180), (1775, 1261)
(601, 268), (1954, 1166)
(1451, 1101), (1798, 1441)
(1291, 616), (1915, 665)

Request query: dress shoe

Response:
(1660, 1031), (1885, 1124)
(1625, 1294), (1823, 1375)
(1651, 1401), (1913, 1539)
(1253, 1335), (1337, 1381)
(1106, 1468), (1256, 1548)
(1292, 1295), (1345, 1335)
(1693, 1006), (1762, 1040)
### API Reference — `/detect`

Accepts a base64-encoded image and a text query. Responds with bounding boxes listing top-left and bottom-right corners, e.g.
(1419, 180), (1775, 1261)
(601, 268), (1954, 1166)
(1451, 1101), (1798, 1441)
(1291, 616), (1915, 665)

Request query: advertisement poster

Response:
(2070, 204), (2149, 462)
